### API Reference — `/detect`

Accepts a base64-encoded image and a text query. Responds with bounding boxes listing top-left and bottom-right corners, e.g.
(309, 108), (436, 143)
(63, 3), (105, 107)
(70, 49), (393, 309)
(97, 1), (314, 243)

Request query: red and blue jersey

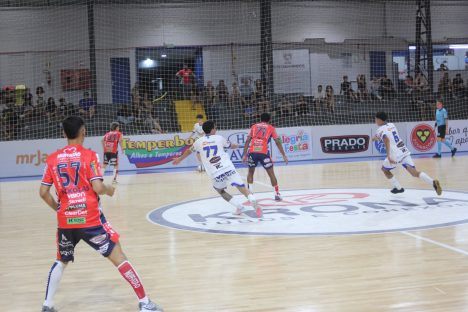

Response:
(41, 144), (103, 229)
(248, 122), (279, 155)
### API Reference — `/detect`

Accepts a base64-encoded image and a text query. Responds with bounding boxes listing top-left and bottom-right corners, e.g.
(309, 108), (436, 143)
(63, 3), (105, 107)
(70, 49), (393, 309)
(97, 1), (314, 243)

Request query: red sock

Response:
(118, 261), (146, 299)
(274, 185), (280, 194)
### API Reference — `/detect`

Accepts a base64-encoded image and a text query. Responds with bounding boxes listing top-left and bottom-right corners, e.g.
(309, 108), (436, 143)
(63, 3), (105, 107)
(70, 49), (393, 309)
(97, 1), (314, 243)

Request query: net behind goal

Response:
(1, 0), (468, 142)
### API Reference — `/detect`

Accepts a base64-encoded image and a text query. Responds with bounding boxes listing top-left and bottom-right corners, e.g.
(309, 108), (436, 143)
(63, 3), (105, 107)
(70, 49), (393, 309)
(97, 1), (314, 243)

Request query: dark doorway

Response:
(136, 47), (203, 98)
(110, 57), (131, 104)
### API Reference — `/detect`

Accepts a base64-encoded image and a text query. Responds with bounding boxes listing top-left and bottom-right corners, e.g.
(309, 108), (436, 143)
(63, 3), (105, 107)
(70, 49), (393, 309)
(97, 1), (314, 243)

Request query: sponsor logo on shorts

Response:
(89, 234), (108, 245)
(66, 217), (86, 225)
(98, 243), (109, 254)
(147, 189), (468, 236)
(320, 135), (370, 154)
(59, 234), (73, 248)
(214, 170), (236, 183)
(411, 124), (436, 152)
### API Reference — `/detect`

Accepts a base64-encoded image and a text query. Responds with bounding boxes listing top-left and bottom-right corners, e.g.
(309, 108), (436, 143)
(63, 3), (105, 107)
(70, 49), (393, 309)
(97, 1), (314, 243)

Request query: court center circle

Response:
(147, 189), (468, 236)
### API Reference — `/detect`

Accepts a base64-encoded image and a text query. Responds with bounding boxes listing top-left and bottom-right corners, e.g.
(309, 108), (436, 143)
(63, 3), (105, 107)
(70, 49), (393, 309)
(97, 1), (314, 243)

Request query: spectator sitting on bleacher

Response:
(279, 95), (292, 117)
(117, 105), (134, 125)
(216, 80), (229, 106)
(438, 72), (452, 101)
(239, 77), (253, 104)
(437, 63), (448, 71)
(33, 86), (46, 116)
(79, 91), (96, 119)
(314, 85), (325, 111)
(380, 75), (395, 100)
(2, 102), (19, 140)
(254, 79), (264, 100)
(244, 102), (257, 119)
(230, 82), (242, 109)
(256, 95), (270, 114)
(45, 97), (58, 123)
(370, 78), (382, 100)
(297, 95), (308, 116)
(203, 81), (217, 121)
(357, 74), (368, 102)
(452, 74), (465, 99)
(325, 85), (335, 113)
(404, 75), (414, 95)
(190, 86), (202, 110)
(340, 76), (357, 102)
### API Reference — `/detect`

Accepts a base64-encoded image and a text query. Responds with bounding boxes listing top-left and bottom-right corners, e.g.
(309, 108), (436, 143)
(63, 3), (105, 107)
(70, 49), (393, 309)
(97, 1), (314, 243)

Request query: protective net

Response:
(1, 0), (467, 141)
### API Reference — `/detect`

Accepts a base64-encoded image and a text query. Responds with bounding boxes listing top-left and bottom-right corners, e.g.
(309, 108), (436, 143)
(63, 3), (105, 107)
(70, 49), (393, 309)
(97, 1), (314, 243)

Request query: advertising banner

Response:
(273, 49), (311, 95)
(271, 127), (313, 162)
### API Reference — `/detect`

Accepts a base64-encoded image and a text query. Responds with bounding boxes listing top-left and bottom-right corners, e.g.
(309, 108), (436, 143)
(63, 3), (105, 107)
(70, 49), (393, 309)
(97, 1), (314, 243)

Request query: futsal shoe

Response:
(390, 188), (405, 194)
(233, 206), (247, 215)
(139, 299), (164, 312)
(452, 148), (457, 157)
(250, 198), (262, 218)
(41, 306), (57, 312)
(432, 153), (441, 158)
(433, 180), (442, 196)
(275, 194), (283, 201)
(112, 179), (118, 184)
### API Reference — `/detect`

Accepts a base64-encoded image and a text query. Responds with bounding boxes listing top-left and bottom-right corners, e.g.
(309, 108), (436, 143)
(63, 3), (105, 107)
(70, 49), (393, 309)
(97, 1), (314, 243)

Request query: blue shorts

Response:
(248, 152), (273, 169)
(56, 215), (119, 262)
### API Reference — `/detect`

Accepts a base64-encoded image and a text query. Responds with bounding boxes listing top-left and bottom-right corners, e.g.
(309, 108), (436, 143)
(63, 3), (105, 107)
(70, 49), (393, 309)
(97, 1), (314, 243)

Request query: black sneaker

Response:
(391, 188), (405, 194)
(432, 154), (441, 158)
(451, 148), (457, 157)
(433, 180), (442, 196)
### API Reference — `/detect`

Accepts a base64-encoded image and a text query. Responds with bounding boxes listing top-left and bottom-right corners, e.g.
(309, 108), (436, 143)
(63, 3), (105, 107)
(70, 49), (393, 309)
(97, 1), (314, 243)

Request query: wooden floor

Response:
(1, 155), (468, 312)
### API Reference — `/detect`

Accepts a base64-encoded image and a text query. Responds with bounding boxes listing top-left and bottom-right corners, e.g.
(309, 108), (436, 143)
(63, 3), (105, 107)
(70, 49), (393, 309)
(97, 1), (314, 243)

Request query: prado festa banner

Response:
(1, 121), (467, 179)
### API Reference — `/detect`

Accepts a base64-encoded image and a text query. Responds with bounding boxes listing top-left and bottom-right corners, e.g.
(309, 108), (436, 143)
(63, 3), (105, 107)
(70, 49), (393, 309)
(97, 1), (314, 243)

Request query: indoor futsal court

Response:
(2, 156), (468, 311)
(1, 0), (468, 311)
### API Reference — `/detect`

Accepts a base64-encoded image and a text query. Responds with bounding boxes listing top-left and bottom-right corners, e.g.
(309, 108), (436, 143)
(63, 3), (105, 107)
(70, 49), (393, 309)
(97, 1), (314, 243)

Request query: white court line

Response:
(401, 231), (468, 257)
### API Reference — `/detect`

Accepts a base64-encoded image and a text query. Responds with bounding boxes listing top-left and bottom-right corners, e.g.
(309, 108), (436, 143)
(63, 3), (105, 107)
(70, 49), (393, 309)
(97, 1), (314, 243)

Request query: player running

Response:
(39, 116), (162, 312)
(189, 114), (205, 172)
(173, 120), (261, 217)
(433, 100), (457, 158)
(373, 111), (442, 195)
(242, 113), (288, 201)
(102, 122), (123, 183)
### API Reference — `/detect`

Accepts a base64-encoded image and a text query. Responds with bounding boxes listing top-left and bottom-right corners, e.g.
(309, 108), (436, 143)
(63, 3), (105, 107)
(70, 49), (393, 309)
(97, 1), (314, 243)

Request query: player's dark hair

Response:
(202, 120), (215, 134)
(62, 116), (85, 139)
(375, 111), (388, 122)
(196, 114), (204, 119)
(260, 112), (271, 123)
(110, 122), (120, 131)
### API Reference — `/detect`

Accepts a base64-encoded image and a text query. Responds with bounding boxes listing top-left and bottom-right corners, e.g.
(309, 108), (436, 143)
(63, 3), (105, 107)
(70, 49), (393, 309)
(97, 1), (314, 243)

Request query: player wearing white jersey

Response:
(174, 121), (261, 217)
(373, 112), (442, 195)
(189, 114), (206, 172)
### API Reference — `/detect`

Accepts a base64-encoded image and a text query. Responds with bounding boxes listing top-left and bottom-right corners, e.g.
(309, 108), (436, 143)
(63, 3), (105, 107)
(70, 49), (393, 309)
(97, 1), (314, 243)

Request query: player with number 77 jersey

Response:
(173, 120), (261, 217)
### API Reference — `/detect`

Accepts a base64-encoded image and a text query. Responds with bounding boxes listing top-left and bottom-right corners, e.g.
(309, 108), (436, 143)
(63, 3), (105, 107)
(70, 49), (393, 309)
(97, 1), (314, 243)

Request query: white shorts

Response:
(382, 155), (415, 170)
(211, 169), (245, 190)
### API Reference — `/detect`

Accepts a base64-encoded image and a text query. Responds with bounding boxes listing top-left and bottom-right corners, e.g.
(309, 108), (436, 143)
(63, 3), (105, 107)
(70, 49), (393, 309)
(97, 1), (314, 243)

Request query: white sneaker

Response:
(233, 206), (247, 215)
(139, 299), (163, 312)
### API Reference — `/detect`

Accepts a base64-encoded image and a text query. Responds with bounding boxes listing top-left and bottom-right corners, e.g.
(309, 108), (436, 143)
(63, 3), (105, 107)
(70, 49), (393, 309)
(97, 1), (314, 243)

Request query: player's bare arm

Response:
(242, 136), (252, 163)
(91, 179), (115, 197)
(274, 138), (288, 164)
(39, 184), (58, 211)
(230, 143), (240, 149)
(173, 148), (193, 165)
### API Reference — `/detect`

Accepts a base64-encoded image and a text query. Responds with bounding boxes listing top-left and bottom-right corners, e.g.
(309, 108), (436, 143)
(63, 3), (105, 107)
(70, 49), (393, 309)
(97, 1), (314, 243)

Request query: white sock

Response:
(248, 193), (256, 203)
(390, 177), (402, 189)
(419, 172), (434, 184)
(139, 296), (149, 304)
(248, 183), (254, 193)
(113, 168), (117, 180)
(44, 261), (65, 308)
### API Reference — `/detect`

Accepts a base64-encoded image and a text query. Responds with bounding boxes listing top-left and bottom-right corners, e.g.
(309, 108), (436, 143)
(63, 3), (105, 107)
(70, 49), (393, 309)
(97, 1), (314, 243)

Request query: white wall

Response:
(1, 1), (468, 103)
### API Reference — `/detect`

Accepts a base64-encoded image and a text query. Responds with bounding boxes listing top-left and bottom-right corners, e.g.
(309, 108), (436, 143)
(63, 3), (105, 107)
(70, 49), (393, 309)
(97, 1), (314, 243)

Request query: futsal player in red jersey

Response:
(39, 116), (163, 312)
(102, 122), (123, 183)
(242, 112), (288, 201)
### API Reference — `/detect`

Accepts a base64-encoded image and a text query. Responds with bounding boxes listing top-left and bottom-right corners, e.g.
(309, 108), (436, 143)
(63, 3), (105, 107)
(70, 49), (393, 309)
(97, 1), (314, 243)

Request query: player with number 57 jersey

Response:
(42, 144), (103, 229)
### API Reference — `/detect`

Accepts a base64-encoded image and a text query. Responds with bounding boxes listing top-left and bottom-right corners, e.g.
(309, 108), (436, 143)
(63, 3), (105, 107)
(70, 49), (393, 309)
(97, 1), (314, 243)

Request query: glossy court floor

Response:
(1, 154), (468, 312)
